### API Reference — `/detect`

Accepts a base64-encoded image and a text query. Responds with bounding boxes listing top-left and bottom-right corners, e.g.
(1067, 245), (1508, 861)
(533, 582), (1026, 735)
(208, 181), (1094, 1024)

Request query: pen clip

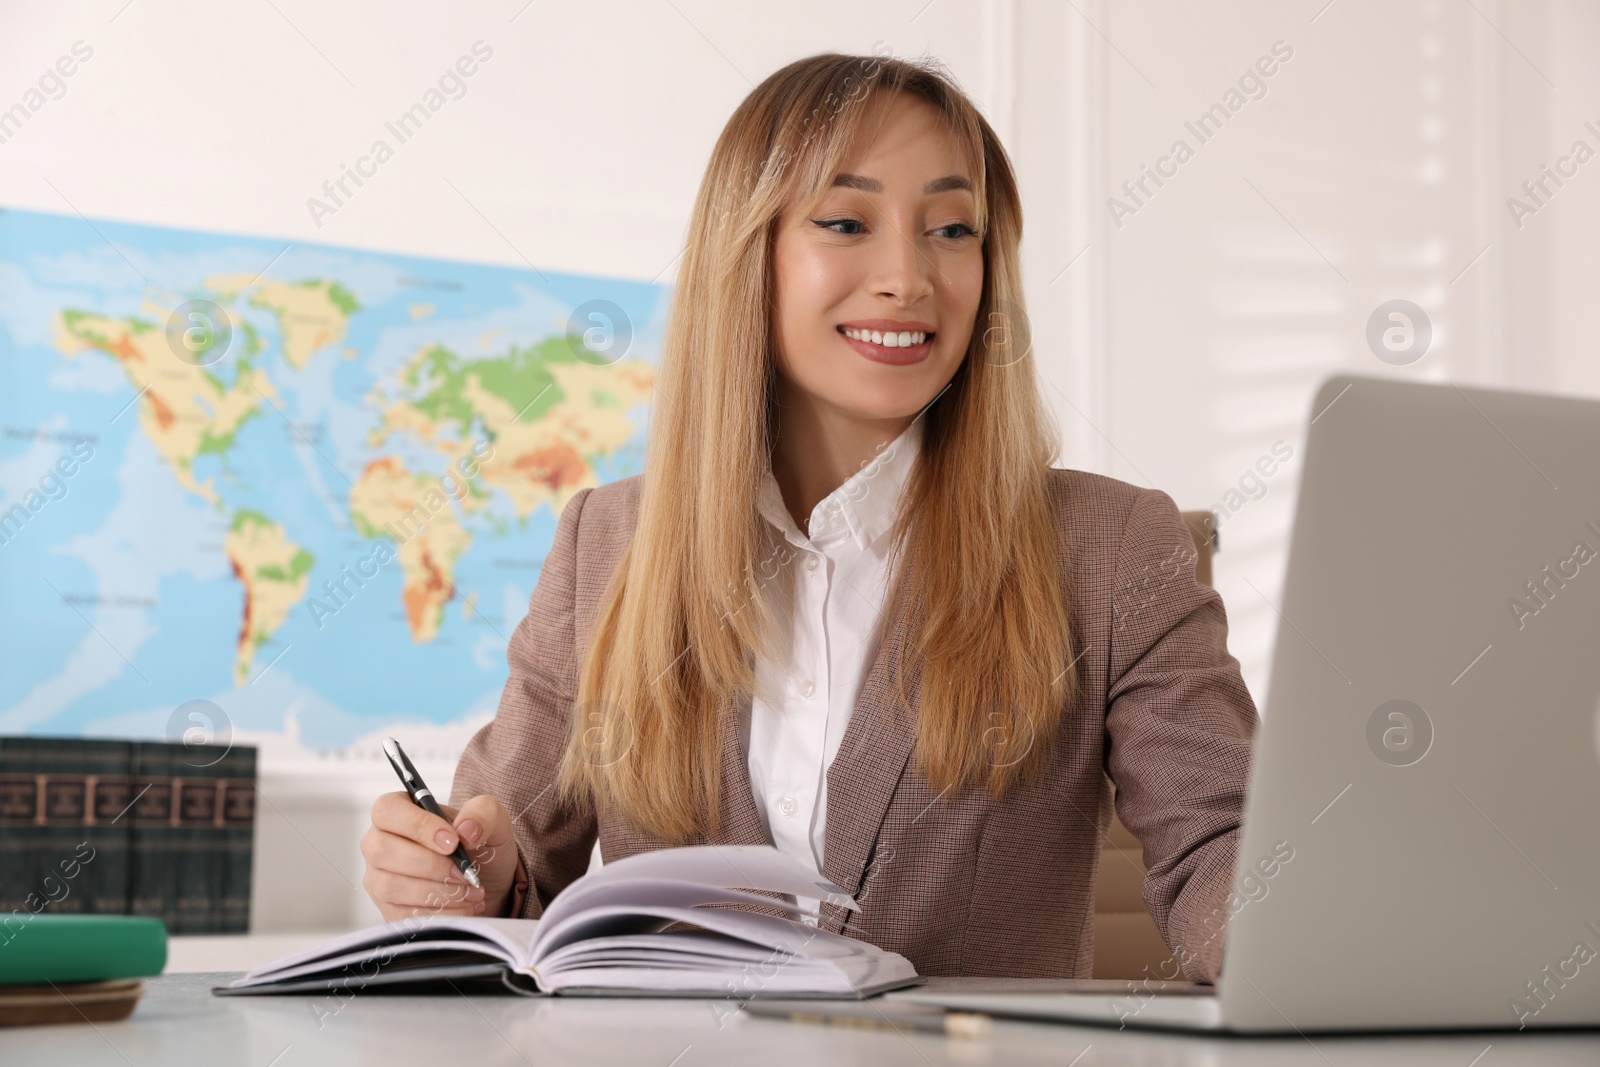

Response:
(382, 737), (416, 787)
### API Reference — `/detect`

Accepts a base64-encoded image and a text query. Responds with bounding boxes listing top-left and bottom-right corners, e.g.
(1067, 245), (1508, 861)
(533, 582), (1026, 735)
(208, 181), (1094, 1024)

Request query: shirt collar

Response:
(758, 418), (924, 552)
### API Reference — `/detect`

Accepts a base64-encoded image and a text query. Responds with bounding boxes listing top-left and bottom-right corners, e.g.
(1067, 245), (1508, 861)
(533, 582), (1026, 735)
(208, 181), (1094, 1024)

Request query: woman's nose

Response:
(869, 226), (937, 302)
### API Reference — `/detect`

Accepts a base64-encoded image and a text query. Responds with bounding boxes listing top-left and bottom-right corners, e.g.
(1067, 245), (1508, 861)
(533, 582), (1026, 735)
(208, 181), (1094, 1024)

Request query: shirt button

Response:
(778, 795), (798, 817)
(806, 556), (820, 572)
(798, 679), (815, 698)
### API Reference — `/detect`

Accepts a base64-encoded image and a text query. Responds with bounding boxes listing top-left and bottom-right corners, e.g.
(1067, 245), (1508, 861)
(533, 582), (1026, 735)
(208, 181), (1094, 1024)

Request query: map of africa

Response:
(0, 207), (662, 768)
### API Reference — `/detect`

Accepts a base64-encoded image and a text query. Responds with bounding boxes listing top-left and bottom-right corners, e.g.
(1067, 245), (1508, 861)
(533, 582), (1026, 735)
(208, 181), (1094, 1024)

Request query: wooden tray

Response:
(0, 978), (144, 1026)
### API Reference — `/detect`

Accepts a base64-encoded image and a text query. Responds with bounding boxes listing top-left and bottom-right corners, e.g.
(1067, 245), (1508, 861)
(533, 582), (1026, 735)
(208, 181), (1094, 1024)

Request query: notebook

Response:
(216, 844), (923, 999)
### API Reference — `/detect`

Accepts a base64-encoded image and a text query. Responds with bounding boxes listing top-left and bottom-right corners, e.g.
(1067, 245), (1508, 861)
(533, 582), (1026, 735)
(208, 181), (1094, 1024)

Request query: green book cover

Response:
(0, 914), (166, 986)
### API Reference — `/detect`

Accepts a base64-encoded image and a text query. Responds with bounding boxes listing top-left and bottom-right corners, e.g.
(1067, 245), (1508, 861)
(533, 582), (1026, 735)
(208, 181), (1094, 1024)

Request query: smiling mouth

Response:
(836, 325), (935, 365)
(836, 325), (935, 349)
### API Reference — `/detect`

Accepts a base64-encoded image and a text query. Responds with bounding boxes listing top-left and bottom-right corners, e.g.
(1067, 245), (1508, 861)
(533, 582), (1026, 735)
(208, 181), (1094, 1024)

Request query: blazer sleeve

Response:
(1103, 487), (1259, 984)
(449, 486), (599, 919)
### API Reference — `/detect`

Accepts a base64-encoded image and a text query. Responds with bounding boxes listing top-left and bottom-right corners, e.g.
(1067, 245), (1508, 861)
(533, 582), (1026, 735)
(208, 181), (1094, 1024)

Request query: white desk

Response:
(5, 972), (1600, 1065)
(166, 933), (335, 975)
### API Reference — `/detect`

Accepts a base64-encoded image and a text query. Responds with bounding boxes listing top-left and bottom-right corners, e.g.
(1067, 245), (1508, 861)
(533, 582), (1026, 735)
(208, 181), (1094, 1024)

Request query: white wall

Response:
(2, 0), (1595, 932)
(1021, 0), (1600, 709)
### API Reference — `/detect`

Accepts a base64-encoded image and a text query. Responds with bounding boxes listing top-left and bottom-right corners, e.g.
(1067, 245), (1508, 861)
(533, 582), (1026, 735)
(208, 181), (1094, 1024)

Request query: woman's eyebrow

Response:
(831, 172), (972, 195)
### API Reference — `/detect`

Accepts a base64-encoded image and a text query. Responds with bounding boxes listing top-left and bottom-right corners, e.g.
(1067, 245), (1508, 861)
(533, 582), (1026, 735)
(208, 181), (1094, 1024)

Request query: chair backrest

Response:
(1091, 508), (1219, 980)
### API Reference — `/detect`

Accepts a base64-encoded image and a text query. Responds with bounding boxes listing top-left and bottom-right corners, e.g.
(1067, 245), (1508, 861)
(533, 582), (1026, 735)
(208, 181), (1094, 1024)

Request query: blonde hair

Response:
(557, 51), (1078, 842)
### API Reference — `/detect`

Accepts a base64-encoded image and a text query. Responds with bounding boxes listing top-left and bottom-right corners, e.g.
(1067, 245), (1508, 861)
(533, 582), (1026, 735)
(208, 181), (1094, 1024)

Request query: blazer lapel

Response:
(818, 561), (924, 931)
(711, 686), (773, 847)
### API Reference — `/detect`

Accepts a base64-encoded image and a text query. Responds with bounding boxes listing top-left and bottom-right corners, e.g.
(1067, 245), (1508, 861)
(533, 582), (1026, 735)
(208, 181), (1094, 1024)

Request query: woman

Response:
(360, 52), (1257, 985)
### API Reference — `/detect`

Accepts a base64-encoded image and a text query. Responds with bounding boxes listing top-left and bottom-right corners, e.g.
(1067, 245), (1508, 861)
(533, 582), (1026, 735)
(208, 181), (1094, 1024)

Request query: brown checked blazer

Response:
(451, 468), (1260, 985)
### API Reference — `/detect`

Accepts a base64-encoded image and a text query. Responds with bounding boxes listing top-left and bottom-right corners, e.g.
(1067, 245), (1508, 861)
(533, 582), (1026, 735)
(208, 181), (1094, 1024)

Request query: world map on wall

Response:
(0, 207), (663, 766)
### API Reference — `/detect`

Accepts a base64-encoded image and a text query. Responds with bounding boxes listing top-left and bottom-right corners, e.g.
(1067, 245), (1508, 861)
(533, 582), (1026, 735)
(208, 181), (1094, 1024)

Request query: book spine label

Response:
(0, 739), (133, 919)
(1, 739), (256, 934)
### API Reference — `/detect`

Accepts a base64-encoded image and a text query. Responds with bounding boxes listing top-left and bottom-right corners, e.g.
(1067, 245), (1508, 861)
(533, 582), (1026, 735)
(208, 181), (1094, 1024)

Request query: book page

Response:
(531, 912), (919, 997)
(529, 877), (808, 953)
(231, 917), (537, 985)
(533, 844), (857, 956)
(530, 901), (862, 969)
(234, 939), (519, 987)
(538, 931), (807, 971)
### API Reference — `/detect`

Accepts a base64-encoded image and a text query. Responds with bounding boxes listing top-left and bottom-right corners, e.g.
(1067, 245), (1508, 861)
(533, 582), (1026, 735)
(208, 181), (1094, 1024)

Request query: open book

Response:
(216, 845), (922, 999)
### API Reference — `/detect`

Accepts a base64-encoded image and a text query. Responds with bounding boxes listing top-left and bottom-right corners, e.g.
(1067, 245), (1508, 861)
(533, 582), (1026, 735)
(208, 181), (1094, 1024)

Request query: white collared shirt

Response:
(741, 418), (923, 924)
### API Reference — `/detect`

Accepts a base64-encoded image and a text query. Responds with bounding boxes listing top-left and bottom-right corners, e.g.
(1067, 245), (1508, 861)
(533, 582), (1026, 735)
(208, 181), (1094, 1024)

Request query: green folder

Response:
(0, 915), (167, 986)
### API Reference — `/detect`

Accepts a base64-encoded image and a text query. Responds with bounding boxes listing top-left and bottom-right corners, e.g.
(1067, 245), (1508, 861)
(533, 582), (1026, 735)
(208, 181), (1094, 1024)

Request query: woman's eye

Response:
(812, 217), (864, 235)
(810, 218), (978, 240)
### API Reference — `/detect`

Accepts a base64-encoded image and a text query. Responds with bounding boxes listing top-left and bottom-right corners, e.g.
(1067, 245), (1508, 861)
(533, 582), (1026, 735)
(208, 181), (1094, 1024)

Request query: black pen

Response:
(382, 736), (482, 890)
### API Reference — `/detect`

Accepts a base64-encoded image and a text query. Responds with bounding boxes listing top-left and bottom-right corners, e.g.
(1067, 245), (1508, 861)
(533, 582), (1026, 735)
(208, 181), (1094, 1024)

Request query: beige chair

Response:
(1091, 509), (1219, 980)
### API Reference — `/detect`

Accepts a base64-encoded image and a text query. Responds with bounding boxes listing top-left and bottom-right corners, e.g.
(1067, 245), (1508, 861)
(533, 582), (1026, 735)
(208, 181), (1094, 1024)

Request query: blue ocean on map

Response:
(0, 207), (665, 766)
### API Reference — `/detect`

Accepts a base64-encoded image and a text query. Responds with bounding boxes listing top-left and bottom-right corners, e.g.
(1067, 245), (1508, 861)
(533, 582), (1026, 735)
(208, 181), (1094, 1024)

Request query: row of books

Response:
(0, 737), (255, 934)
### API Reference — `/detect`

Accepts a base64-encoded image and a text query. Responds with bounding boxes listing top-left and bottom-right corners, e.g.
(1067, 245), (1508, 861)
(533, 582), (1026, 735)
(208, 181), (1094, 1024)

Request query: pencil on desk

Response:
(742, 999), (993, 1038)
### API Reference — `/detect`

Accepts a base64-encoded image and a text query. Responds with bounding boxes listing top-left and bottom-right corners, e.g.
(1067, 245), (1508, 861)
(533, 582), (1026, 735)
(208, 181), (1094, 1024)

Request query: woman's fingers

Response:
(363, 791), (494, 919)
(452, 795), (515, 871)
(362, 790), (522, 920)
(362, 868), (485, 917)
(359, 824), (470, 883)
(451, 795), (520, 917)
(371, 791), (463, 855)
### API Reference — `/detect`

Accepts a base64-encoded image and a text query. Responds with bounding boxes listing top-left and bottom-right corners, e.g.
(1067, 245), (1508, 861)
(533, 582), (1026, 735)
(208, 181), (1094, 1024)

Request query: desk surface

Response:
(5, 972), (1600, 1065)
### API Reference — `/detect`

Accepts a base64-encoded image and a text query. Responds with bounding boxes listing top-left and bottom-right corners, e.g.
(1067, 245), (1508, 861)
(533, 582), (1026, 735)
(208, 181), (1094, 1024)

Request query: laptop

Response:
(886, 373), (1600, 1034)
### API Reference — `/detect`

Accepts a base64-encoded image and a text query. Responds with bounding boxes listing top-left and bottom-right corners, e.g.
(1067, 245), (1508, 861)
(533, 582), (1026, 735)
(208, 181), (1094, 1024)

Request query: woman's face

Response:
(771, 90), (984, 429)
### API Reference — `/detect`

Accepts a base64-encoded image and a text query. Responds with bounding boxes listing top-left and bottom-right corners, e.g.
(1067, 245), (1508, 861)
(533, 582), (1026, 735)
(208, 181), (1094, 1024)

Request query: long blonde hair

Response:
(557, 51), (1077, 843)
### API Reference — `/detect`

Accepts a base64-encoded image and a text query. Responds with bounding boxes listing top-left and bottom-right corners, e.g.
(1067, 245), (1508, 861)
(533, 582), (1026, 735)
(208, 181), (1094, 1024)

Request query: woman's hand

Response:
(360, 793), (520, 921)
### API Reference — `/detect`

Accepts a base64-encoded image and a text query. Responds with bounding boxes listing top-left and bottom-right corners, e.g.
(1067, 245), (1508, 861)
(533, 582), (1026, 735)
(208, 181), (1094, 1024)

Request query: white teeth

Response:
(843, 327), (927, 348)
